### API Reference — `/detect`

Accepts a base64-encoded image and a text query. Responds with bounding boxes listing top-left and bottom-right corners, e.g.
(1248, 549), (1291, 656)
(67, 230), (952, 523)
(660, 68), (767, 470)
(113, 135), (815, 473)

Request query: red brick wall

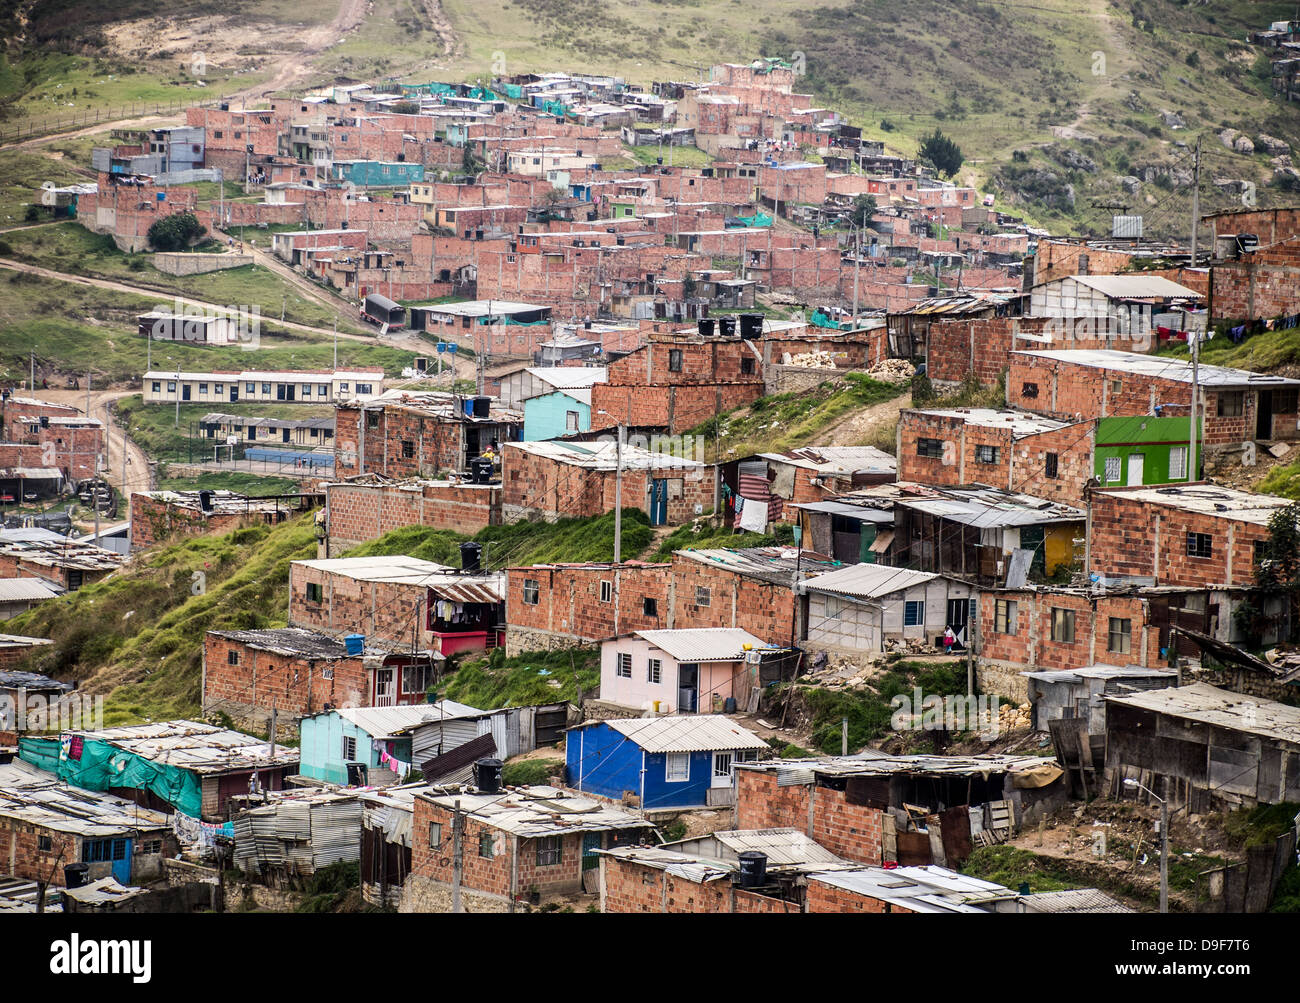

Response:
(589, 383), (764, 434)
(0, 822), (79, 885)
(734, 770), (884, 865)
(601, 856), (804, 912)
(669, 554), (795, 645)
(288, 563), (427, 648)
(129, 493), (256, 550)
(805, 876), (915, 914)
(1209, 237), (1300, 322)
(505, 564), (671, 645)
(325, 480), (501, 552)
(978, 589), (1160, 671)
(202, 632), (371, 722)
(1089, 489), (1270, 587)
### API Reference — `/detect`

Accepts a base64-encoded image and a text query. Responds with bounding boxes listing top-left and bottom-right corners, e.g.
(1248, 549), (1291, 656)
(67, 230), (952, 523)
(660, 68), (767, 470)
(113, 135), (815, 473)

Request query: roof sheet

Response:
(1064, 274), (1203, 299)
(808, 865), (1015, 912)
(1012, 349), (1300, 388)
(1096, 484), (1293, 526)
(910, 408), (1070, 437)
(801, 563), (939, 599)
(1105, 682), (1300, 745)
(505, 439), (704, 472)
(599, 714), (769, 753)
(757, 446), (897, 475)
(70, 720), (298, 774)
(420, 784), (653, 837)
(333, 700), (486, 737)
(632, 628), (772, 663)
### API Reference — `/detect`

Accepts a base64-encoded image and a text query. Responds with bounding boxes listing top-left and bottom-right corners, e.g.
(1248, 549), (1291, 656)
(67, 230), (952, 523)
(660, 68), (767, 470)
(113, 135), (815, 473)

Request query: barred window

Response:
(536, 836), (562, 866)
(522, 579), (540, 604)
(617, 652), (633, 678)
(916, 437), (944, 458)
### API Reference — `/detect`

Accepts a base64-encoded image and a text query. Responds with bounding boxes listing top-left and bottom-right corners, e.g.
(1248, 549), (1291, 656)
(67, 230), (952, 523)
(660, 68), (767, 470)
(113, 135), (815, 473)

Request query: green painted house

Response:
(1095, 416), (1202, 488)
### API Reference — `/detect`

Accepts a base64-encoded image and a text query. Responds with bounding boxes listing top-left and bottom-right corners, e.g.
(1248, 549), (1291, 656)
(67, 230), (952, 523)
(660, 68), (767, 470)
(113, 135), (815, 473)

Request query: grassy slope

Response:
(115, 394), (336, 462)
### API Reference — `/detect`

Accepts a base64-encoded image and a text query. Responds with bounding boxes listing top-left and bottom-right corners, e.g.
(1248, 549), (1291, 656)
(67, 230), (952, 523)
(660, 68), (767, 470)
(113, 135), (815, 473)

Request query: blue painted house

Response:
(566, 714), (768, 810)
(331, 160), (426, 187)
(524, 388), (592, 440)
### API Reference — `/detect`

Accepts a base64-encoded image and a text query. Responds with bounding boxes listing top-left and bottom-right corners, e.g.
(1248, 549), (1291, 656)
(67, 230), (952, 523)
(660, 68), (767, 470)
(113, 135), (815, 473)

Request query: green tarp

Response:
(504, 84), (523, 99)
(734, 212), (773, 228)
(20, 735), (202, 817)
(810, 309), (851, 330)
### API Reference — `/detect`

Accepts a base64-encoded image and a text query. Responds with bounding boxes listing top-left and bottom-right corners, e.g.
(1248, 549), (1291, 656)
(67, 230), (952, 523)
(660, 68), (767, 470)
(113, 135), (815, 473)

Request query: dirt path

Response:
(817, 393), (911, 447)
(228, 0), (370, 102)
(25, 388), (152, 497)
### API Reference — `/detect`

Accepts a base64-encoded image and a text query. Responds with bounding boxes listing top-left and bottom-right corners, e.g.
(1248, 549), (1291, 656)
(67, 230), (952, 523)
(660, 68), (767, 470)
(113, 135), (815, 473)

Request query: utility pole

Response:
(1188, 134), (1202, 485)
(451, 799), (464, 913)
(174, 369), (181, 429)
(852, 225), (861, 323)
(1189, 135), (1201, 267)
(1159, 781), (1169, 915)
(841, 716), (848, 756)
(613, 423), (623, 563)
(30, 351), (34, 392)
(333, 317), (338, 370)
(269, 704), (277, 754)
(85, 370), (91, 421)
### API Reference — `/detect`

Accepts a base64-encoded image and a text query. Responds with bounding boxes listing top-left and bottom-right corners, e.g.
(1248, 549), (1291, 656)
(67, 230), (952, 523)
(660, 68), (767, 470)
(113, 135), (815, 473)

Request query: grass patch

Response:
(649, 520), (795, 561)
(443, 647), (599, 709)
(692, 372), (906, 460)
(1157, 325), (1300, 373)
(115, 395), (335, 464)
(155, 471), (303, 495)
(501, 757), (565, 787)
(961, 846), (1080, 894)
(625, 144), (713, 169)
(3, 513), (320, 725)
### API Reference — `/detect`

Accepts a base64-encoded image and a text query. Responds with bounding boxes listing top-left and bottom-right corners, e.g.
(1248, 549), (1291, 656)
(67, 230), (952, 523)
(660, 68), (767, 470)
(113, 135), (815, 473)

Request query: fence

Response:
(0, 93), (239, 147)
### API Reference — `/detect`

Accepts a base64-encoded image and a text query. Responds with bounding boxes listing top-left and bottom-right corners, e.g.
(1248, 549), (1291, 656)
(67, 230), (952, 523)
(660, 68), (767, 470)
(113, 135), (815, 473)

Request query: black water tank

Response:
(39, 415), (49, 428)
(469, 456), (493, 485)
(475, 757), (503, 793)
(698, 318), (715, 337)
(473, 395), (491, 419)
(737, 851), (767, 888)
(459, 540), (482, 571)
(64, 863), (90, 889)
(198, 489), (214, 512)
(718, 316), (737, 338)
(740, 313), (764, 339)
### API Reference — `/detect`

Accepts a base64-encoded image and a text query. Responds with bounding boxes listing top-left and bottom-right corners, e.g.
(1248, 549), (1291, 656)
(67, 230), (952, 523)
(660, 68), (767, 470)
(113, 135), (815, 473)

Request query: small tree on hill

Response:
(919, 129), (964, 179)
(1235, 500), (1300, 643)
(147, 211), (206, 251)
(849, 194), (877, 229)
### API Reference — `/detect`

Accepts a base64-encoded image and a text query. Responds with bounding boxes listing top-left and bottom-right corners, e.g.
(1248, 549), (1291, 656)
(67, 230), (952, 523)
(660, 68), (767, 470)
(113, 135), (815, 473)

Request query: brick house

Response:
(501, 439), (715, 526)
(403, 785), (653, 912)
(751, 446), (897, 519)
(1006, 349), (1300, 450)
(288, 556), (506, 658)
(1027, 274), (1203, 336)
(897, 408), (1094, 506)
(323, 477), (501, 555)
(670, 547), (837, 645)
(0, 762), (175, 887)
(1204, 207), (1300, 321)
(0, 413), (104, 482)
(0, 638), (55, 674)
(0, 539), (124, 591)
(202, 627), (440, 735)
(334, 390), (522, 480)
(129, 489), (321, 550)
(504, 561), (671, 655)
(1087, 484), (1291, 588)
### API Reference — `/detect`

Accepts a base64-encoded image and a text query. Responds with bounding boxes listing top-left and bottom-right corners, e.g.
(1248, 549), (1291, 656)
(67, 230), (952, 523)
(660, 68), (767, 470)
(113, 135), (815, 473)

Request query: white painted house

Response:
(599, 628), (773, 714)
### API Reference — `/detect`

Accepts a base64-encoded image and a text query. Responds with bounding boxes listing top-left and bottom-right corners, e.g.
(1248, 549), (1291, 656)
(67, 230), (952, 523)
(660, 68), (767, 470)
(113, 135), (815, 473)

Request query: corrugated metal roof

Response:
(1022, 664), (1178, 683)
(419, 784), (653, 837)
(1096, 485), (1292, 526)
(505, 439), (704, 472)
(0, 776), (172, 836)
(59, 877), (146, 906)
(1065, 274), (1202, 299)
(1013, 349), (1300, 388)
(790, 501), (895, 522)
(739, 752), (1059, 780)
(694, 828), (847, 866)
(633, 628), (771, 663)
(801, 563), (938, 599)
(809, 865), (1016, 912)
(71, 720), (298, 775)
(596, 845), (733, 884)
(600, 714), (769, 752)
(1020, 888), (1135, 913)
(1105, 682), (1300, 745)
(757, 446), (896, 476)
(333, 700), (486, 738)
(671, 547), (837, 585)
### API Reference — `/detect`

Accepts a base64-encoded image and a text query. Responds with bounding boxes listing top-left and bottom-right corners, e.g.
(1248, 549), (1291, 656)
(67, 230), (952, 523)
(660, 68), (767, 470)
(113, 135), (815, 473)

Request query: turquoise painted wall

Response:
(524, 391), (590, 441)
(333, 161), (425, 186)
(299, 713), (411, 784)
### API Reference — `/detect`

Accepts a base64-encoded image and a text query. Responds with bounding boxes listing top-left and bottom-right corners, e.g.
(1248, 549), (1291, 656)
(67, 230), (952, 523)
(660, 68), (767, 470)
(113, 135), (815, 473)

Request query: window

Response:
(428, 822), (443, 847)
(668, 349), (683, 372)
(306, 582), (323, 603)
(367, 412), (381, 429)
(261, 383), (271, 394)
(1255, 539), (1267, 566)
(342, 736), (357, 761)
(994, 599), (1018, 635)
(695, 586), (711, 607)
(903, 600), (924, 627)
(340, 383), (349, 394)
(479, 832), (496, 859)
(1187, 533), (1213, 558)
(402, 663), (433, 694)
(522, 578), (540, 604)
(974, 444), (1000, 465)
(617, 652), (632, 678)
(152, 381), (161, 394)
(1110, 379), (1122, 395)
(139, 840), (162, 855)
(246, 382), (256, 394)
(1104, 456), (1122, 483)
(741, 356), (755, 375)
(536, 836), (562, 866)
(38, 835), (52, 852)
(825, 594), (845, 620)
(1021, 381), (1039, 399)
(1217, 391), (1244, 417)
(1108, 617), (1132, 654)
(402, 440), (415, 458)
(648, 658), (662, 684)
(1050, 607), (1076, 643)
(199, 383), (208, 394)
(356, 383), (374, 395)
(227, 650), (239, 666)
(643, 597), (658, 617)
(1045, 453), (1058, 479)
(599, 579), (612, 603)
(665, 752), (690, 782)
(916, 437), (943, 458)
(566, 410), (580, 431)
(713, 752), (733, 778)
(1275, 389), (1299, 413)
(1152, 440), (1188, 481)
(302, 383), (312, 395)
(167, 382), (177, 393)
(319, 384), (329, 395)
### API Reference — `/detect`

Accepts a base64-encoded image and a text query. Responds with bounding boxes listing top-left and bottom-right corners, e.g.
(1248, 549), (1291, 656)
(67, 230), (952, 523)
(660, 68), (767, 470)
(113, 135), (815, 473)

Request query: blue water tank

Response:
(463, 398), (475, 418)
(344, 634), (364, 656)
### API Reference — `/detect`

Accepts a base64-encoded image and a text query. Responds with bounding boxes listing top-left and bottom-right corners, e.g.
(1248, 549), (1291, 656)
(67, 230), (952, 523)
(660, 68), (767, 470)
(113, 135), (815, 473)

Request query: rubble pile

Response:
(781, 350), (838, 368)
(866, 358), (916, 385)
(998, 701), (1034, 732)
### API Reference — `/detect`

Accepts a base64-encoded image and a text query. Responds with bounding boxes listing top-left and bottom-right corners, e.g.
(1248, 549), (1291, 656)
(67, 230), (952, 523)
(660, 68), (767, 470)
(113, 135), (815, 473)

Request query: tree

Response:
(1235, 501), (1300, 643)
(849, 194), (877, 229)
(147, 211), (206, 251)
(919, 129), (964, 179)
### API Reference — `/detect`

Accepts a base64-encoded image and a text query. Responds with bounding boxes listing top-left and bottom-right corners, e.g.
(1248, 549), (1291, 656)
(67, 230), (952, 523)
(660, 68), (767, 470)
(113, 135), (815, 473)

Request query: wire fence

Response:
(0, 93), (240, 146)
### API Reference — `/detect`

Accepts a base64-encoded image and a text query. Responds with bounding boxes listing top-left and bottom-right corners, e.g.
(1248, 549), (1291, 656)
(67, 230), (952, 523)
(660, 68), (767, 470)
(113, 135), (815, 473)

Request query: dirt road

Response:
(27, 388), (152, 498)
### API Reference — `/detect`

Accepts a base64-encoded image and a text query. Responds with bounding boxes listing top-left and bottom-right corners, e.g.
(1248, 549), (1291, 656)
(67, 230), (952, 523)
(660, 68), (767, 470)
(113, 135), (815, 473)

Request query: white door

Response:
(374, 668), (395, 707)
(1126, 453), (1145, 486)
(711, 751), (734, 789)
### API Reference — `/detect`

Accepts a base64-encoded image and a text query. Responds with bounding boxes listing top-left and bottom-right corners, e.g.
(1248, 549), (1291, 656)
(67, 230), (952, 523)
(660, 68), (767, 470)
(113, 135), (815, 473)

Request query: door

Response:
(650, 479), (668, 525)
(282, 428), (291, 443)
(1126, 452), (1145, 486)
(374, 668), (395, 706)
(181, 383), (191, 401)
(581, 832), (603, 872)
(945, 597), (969, 651)
(1257, 390), (1273, 440)
(83, 837), (132, 883)
(678, 663), (698, 713)
(711, 751), (734, 789)
(229, 385), (239, 403)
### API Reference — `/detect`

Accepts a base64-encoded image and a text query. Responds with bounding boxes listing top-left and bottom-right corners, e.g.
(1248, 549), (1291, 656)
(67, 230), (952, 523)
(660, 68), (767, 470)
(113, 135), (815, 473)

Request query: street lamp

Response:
(1124, 778), (1168, 914)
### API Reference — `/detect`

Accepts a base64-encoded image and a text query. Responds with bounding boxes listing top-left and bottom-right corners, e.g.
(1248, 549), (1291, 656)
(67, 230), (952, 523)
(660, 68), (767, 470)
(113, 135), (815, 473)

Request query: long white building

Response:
(141, 369), (386, 405)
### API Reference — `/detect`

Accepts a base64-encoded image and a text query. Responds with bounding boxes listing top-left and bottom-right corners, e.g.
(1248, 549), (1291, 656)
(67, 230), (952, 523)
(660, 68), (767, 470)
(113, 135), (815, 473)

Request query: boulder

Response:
(1160, 110), (1186, 129)
(1257, 133), (1291, 157)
